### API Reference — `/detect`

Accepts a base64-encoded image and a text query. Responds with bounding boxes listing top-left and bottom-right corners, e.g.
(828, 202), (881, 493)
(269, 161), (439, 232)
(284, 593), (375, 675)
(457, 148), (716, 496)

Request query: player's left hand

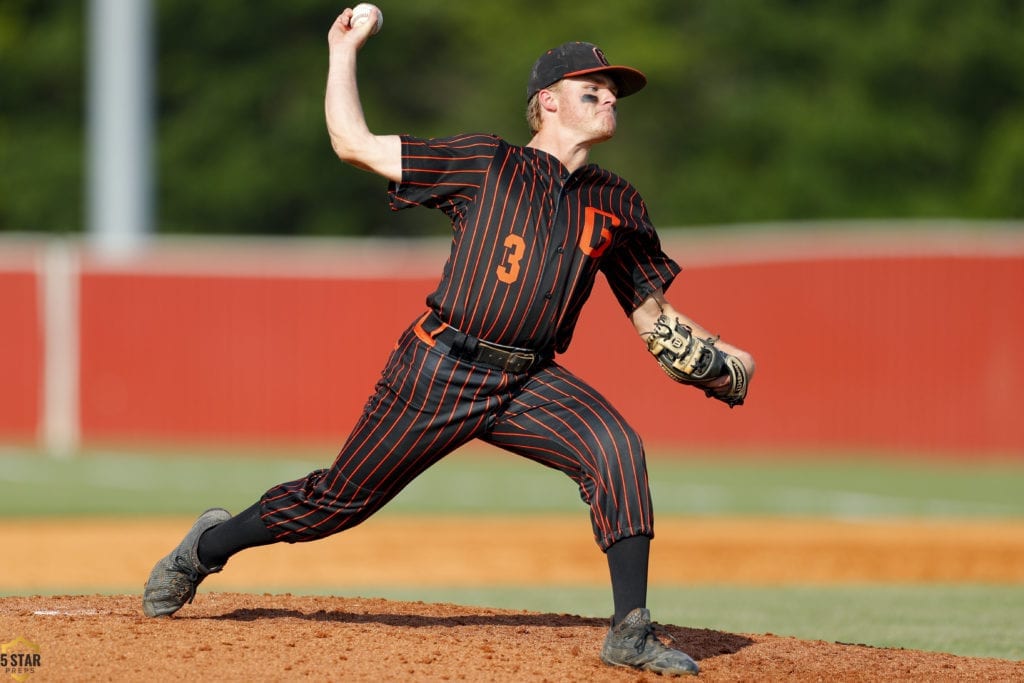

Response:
(646, 315), (753, 407)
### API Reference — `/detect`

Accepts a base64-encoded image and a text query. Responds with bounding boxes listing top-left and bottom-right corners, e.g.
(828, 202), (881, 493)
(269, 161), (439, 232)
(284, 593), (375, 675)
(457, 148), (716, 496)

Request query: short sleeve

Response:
(387, 134), (500, 215)
(601, 196), (682, 314)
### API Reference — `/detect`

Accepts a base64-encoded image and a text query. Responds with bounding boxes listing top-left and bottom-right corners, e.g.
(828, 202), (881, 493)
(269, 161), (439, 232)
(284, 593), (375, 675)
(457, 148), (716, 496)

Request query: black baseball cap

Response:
(527, 41), (647, 101)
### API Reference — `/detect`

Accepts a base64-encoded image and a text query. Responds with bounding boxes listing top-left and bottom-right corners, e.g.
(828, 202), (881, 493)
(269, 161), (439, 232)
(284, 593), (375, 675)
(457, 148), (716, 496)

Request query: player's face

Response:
(557, 75), (618, 143)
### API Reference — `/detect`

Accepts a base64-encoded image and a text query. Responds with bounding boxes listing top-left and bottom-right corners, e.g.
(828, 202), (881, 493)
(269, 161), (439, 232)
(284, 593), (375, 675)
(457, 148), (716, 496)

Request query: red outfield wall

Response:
(3, 231), (1023, 456)
(0, 270), (41, 442)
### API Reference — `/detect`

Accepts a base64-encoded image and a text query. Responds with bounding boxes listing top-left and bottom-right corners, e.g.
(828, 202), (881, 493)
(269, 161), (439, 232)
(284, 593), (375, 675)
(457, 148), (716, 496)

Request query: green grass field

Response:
(4, 447), (1024, 518)
(2, 447), (1023, 660)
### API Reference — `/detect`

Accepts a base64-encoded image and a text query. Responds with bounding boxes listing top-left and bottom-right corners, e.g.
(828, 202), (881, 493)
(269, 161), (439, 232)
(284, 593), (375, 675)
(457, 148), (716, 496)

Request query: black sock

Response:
(197, 502), (277, 570)
(606, 535), (650, 626)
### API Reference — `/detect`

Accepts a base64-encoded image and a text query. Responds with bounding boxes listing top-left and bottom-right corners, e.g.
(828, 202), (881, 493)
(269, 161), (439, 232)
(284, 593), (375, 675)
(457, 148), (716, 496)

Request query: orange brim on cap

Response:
(560, 65), (647, 98)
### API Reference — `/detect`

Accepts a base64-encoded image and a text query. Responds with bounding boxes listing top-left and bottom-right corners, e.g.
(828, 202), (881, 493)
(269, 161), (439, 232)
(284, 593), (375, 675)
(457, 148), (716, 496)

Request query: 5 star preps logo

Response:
(0, 636), (42, 683)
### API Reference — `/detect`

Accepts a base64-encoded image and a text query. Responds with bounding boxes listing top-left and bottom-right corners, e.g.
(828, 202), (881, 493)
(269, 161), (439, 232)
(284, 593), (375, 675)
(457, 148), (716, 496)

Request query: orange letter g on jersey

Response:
(580, 207), (620, 258)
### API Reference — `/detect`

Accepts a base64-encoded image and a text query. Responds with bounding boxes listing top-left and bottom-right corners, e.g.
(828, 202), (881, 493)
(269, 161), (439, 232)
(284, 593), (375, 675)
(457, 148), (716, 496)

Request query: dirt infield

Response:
(2, 516), (1023, 681)
(8, 516), (1024, 590)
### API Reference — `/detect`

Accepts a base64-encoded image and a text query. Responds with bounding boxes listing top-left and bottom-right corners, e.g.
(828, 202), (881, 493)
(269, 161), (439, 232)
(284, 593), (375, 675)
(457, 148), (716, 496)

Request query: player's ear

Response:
(538, 84), (560, 112)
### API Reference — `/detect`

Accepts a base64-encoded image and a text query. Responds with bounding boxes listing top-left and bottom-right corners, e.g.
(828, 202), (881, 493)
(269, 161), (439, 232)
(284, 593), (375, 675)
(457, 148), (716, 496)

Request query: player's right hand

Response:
(327, 8), (376, 51)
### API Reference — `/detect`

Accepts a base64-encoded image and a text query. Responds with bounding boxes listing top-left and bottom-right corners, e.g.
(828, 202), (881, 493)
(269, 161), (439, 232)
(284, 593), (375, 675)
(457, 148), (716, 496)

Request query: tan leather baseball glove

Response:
(646, 315), (748, 407)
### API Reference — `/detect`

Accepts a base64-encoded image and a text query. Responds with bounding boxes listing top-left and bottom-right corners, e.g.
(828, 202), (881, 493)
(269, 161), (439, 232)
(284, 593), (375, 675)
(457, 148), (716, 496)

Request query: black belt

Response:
(413, 310), (549, 374)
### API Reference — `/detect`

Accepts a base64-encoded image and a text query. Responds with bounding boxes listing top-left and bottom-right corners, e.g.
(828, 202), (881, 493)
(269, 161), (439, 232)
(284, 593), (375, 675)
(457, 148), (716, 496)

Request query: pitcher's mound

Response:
(2, 593), (1020, 681)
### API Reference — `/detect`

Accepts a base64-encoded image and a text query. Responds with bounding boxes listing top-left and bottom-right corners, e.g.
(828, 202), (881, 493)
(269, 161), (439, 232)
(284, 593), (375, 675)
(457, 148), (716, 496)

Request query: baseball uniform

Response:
(258, 133), (680, 550)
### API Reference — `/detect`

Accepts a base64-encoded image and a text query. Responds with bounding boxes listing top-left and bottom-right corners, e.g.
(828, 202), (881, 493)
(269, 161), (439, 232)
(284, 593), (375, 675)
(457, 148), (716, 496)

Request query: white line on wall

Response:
(39, 240), (80, 457)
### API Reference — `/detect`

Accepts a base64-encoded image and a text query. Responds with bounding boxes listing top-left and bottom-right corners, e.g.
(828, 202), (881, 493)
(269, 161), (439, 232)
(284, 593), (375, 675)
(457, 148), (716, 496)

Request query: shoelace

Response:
(172, 555), (202, 604)
(636, 622), (677, 655)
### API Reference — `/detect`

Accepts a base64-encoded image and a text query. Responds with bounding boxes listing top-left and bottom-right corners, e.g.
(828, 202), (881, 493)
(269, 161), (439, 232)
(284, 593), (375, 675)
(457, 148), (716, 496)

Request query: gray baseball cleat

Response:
(142, 507), (232, 617)
(600, 607), (700, 676)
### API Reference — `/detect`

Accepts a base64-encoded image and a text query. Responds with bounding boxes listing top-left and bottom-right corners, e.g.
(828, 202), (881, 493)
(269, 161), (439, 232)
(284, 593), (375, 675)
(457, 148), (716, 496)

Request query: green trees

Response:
(3, 0), (1022, 235)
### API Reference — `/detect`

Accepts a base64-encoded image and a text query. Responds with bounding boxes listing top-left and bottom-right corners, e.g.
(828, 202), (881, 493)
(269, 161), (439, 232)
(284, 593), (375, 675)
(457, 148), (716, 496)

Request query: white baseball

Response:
(351, 3), (383, 35)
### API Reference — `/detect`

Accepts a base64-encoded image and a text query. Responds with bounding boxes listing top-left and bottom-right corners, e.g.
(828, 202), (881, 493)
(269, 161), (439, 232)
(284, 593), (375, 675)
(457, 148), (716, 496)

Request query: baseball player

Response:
(143, 7), (755, 677)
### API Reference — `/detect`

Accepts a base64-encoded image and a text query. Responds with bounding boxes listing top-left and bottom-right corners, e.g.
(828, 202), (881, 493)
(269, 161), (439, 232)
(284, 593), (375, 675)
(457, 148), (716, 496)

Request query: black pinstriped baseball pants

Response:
(259, 320), (655, 551)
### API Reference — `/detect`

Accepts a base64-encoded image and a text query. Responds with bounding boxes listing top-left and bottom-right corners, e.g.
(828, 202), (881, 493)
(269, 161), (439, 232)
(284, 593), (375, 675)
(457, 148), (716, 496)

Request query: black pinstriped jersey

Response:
(387, 133), (681, 354)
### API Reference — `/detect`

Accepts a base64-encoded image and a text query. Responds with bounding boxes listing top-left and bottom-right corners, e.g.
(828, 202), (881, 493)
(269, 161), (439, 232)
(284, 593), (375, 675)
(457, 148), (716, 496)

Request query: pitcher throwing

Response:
(143, 7), (755, 677)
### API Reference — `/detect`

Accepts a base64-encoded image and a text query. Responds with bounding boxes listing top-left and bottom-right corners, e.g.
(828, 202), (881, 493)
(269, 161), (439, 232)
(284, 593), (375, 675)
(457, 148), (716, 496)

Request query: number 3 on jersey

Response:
(496, 233), (526, 284)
